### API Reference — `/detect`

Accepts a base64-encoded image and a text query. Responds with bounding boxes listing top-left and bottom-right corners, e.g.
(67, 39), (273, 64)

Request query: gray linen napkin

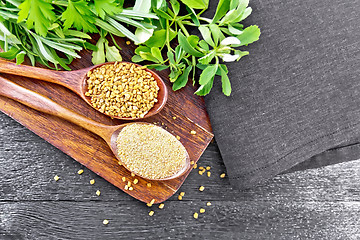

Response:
(205, 0), (360, 189)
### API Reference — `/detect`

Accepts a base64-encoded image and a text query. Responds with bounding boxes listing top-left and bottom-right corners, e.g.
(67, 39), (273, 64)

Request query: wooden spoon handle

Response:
(0, 59), (86, 94)
(0, 76), (114, 140)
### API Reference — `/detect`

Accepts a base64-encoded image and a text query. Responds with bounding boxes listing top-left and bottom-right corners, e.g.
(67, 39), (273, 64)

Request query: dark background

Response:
(1, 112), (360, 239)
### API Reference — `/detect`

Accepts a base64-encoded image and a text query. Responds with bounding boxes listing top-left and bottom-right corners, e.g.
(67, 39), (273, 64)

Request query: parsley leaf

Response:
(94, 0), (121, 19)
(61, 0), (98, 33)
(18, 0), (56, 36)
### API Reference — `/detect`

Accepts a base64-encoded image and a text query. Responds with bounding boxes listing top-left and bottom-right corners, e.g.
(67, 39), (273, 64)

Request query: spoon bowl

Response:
(0, 59), (168, 120)
(0, 76), (189, 181)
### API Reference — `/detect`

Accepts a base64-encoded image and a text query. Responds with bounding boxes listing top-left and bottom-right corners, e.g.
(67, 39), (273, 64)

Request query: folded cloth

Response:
(205, 0), (360, 189)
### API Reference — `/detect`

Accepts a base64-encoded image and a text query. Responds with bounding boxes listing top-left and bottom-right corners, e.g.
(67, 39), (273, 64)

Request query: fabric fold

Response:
(205, 0), (360, 189)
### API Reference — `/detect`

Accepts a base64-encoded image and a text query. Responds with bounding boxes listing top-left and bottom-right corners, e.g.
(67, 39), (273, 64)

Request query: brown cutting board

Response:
(0, 38), (213, 204)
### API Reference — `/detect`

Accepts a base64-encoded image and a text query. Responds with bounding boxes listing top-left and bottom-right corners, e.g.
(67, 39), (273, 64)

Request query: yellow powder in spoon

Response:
(116, 124), (187, 179)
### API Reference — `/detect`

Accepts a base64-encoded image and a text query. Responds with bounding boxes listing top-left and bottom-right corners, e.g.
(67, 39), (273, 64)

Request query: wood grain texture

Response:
(0, 37), (213, 204)
(1, 113), (360, 239)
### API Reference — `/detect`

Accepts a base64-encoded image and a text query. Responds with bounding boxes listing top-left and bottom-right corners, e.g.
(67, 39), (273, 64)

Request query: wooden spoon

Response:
(0, 59), (168, 120)
(0, 76), (189, 181)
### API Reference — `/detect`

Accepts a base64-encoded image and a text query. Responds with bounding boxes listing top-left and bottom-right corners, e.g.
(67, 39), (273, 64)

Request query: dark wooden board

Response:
(0, 38), (213, 204)
(1, 113), (360, 239)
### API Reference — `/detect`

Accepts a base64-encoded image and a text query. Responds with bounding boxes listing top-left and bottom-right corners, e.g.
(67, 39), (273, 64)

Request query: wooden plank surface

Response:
(0, 36), (213, 204)
(1, 113), (360, 239)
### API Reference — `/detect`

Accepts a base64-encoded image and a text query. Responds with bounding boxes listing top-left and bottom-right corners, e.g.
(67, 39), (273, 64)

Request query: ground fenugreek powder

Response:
(116, 124), (187, 179)
(85, 62), (159, 118)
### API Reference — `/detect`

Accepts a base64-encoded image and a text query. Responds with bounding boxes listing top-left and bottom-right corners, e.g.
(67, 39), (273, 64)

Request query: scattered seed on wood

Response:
(199, 171), (204, 175)
(190, 161), (194, 165)
(147, 199), (155, 207)
(207, 202), (211, 206)
(220, 173), (226, 178)
(118, 161), (122, 166)
(90, 179), (95, 185)
(54, 175), (60, 181)
(116, 124), (187, 180)
(122, 177), (126, 182)
(178, 195), (183, 200)
(131, 172), (135, 177)
(172, 116), (177, 120)
(199, 186), (205, 192)
(199, 167), (204, 170)
(127, 181), (131, 187)
(207, 172), (211, 177)
(176, 136), (180, 140)
(200, 208), (206, 213)
(129, 187), (134, 191)
(149, 211), (154, 216)
(190, 130), (196, 135)
(77, 169), (84, 175)
(103, 219), (109, 225)
(159, 203), (164, 209)
(147, 183), (152, 188)
(124, 185), (129, 190)
(85, 62), (159, 118)
(126, 41), (131, 45)
(193, 212), (198, 219)
(206, 166), (211, 170)
(193, 164), (198, 169)
(180, 192), (185, 197)
(133, 179), (139, 184)
(96, 190), (101, 196)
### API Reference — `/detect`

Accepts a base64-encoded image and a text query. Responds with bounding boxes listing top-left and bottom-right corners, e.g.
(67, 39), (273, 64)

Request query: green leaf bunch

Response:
(133, 0), (261, 96)
(0, 0), (157, 69)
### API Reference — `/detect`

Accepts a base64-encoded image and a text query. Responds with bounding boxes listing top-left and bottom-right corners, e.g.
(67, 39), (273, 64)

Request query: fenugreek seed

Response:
(118, 162), (122, 166)
(125, 185), (129, 190)
(190, 161), (195, 165)
(127, 181), (131, 187)
(193, 164), (198, 169)
(147, 199), (155, 207)
(90, 179), (95, 185)
(126, 41), (131, 45)
(199, 186), (205, 192)
(149, 211), (154, 216)
(133, 179), (139, 184)
(85, 62), (159, 118)
(206, 166), (211, 170)
(207, 172), (211, 177)
(96, 190), (101, 196)
(199, 166), (204, 170)
(103, 219), (109, 225)
(131, 173), (135, 177)
(207, 202), (212, 206)
(178, 195), (183, 200)
(220, 173), (226, 178)
(172, 116), (177, 120)
(159, 203), (165, 209)
(54, 175), (60, 181)
(129, 187), (133, 191)
(180, 192), (185, 197)
(200, 208), (205, 214)
(190, 130), (196, 135)
(176, 136), (181, 140)
(193, 212), (198, 219)
(199, 171), (204, 175)
(122, 177), (126, 182)
(77, 169), (84, 175)
(147, 183), (152, 188)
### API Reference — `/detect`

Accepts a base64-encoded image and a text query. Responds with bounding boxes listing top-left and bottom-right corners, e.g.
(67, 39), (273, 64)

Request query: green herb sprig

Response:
(132, 0), (260, 96)
(0, 0), (157, 69)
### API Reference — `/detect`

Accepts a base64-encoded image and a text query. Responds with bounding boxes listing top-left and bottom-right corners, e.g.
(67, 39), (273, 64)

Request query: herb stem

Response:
(177, 21), (189, 37)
